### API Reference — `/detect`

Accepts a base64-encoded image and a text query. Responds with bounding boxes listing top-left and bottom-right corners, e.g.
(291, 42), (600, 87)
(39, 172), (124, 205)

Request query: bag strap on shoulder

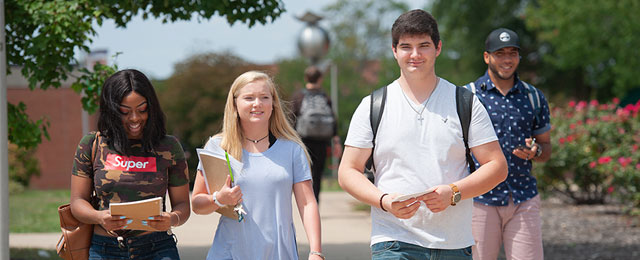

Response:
(521, 81), (542, 123)
(91, 132), (99, 163)
(366, 86), (387, 172)
(456, 86), (476, 173)
(89, 132), (100, 204)
(462, 82), (477, 94)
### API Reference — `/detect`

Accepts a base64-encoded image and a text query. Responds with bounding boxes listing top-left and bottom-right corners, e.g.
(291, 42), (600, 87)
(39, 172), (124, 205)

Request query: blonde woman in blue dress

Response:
(191, 71), (324, 260)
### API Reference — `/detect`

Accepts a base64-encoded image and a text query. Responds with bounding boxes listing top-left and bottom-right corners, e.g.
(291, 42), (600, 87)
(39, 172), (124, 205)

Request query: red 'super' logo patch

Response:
(104, 154), (157, 172)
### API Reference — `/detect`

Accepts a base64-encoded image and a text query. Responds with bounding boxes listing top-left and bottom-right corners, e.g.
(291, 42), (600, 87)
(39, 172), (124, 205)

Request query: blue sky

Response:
(85, 1), (425, 79)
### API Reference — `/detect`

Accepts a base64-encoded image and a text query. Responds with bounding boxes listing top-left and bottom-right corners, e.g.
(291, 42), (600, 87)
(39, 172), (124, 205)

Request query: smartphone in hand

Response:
(516, 138), (536, 151)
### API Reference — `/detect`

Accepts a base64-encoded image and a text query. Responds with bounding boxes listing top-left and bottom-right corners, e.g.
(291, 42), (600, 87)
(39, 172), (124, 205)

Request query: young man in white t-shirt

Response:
(338, 9), (508, 259)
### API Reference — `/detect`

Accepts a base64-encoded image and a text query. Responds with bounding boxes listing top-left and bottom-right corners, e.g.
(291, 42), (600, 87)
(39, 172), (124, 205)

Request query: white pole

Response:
(0, 0), (11, 258)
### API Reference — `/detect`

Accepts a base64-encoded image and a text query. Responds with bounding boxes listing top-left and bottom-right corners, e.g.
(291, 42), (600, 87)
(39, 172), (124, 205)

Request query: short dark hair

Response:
(391, 9), (440, 49)
(98, 69), (166, 155)
(304, 66), (323, 84)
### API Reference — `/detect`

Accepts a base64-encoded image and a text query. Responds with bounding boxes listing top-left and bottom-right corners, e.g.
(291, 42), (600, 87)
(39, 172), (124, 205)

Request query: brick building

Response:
(7, 51), (107, 189)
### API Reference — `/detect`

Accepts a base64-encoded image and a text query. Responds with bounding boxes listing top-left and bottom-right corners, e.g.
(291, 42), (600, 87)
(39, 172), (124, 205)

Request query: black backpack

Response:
(363, 85), (476, 181)
(295, 89), (336, 140)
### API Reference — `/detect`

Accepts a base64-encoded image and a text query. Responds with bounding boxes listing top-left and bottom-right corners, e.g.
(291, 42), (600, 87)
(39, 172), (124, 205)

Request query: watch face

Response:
(453, 193), (461, 203)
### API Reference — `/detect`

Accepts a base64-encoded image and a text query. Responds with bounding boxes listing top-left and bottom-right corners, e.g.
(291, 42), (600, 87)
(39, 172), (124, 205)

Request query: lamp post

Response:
(296, 11), (330, 65)
(296, 11), (339, 178)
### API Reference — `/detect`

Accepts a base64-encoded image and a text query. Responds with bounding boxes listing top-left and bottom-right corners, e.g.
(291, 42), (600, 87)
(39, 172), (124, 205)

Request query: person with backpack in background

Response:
(292, 66), (342, 202)
(463, 28), (552, 260)
(338, 9), (507, 259)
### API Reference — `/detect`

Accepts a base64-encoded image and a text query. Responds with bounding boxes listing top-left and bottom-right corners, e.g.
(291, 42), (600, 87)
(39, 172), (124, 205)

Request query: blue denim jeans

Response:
(371, 241), (472, 260)
(89, 231), (180, 260)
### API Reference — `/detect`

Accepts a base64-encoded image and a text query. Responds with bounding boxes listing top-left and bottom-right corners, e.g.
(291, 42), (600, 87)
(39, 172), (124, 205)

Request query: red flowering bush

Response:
(533, 98), (640, 212)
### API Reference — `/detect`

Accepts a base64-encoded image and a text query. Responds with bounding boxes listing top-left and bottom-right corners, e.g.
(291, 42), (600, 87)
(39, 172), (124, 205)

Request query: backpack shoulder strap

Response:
(89, 132), (100, 199)
(521, 81), (542, 123)
(366, 86), (387, 172)
(462, 82), (477, 94)
(370, 86), (387, 141)
(456, 86), (476, 173)
(91, 131), (100, 162)
(521, 81), (540, 111)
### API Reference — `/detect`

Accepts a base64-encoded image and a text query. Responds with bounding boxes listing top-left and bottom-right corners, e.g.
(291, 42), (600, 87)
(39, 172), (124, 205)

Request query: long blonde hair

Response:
(216, 71), (310, 164)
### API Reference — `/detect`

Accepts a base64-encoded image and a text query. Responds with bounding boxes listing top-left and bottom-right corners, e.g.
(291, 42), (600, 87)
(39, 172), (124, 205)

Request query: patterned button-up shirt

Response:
(471, 71), (551, 206)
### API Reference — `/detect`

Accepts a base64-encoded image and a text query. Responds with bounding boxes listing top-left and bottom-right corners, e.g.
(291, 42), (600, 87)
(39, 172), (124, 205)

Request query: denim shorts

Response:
(371, 240), (472, 260)
(89, 231), (179, 260)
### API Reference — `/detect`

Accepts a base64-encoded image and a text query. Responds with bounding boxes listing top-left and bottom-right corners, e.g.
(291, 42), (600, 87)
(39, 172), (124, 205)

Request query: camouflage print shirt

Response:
(72, 132), (189, 210)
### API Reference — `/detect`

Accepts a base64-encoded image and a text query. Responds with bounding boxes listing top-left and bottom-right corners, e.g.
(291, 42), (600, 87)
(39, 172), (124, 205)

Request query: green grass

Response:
(10, 189), (70, 233)
(10, 248), (60, 259)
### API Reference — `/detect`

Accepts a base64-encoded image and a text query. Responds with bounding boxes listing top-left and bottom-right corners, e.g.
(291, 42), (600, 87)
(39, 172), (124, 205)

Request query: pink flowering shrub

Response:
(533, 98), (640, 212)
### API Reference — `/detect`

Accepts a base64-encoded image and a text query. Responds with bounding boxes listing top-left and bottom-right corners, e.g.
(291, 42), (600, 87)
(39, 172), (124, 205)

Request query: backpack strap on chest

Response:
(462, 82), (477, 94)
(366, 86), (387, 173)
(456, 86), (476, 173)
(521, 81), (542, 124)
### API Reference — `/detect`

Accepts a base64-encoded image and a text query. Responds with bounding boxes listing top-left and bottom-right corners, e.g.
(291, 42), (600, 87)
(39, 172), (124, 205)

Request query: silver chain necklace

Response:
(400, 78), (439, 123)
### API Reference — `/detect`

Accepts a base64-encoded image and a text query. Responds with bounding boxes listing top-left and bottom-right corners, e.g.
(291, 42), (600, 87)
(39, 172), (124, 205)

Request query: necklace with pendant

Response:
(400, 78), (439, 123)
(245, 134), (269, 144)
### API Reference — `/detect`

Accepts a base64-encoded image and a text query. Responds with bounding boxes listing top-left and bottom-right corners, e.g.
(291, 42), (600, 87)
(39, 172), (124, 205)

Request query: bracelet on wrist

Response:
(171, 212), (180, 227)
(212, 191), (225, 207)
(309, 251), (325, 259)
(379, 193), (389, 212)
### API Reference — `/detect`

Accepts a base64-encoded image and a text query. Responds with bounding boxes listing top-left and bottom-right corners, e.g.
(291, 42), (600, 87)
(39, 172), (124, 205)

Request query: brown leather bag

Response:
(56, 203), (93, 260)
(56, 132), (100, 260)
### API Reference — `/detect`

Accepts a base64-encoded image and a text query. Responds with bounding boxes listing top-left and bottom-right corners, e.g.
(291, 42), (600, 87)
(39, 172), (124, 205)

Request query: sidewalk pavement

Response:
(10, 191), (372, 259)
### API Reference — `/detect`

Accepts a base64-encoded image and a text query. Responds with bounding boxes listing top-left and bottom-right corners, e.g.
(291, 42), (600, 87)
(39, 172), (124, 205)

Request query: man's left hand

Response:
(419, 185), (452, 213)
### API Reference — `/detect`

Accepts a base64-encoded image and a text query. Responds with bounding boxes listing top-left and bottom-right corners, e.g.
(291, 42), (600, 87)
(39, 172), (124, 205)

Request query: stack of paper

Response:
(109, 197), (163, 231)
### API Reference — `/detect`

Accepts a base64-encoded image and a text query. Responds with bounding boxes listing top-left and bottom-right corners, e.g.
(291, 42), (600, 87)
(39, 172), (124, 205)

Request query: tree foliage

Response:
(7, 102), (49, 149)
(526, 0), (640, 99)
(8, 143), (40, 189)
(323, 0), (408, 63)
(430, 0), (640, 102)
(430, 0), (534, 87)
(5, 0), (285, 149)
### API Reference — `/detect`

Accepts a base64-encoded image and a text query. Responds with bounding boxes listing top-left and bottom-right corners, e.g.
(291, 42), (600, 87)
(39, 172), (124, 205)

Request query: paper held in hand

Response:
(392, 187), (437, 202)
(109, 197), (162, 231)
(196, 148), (244, 219)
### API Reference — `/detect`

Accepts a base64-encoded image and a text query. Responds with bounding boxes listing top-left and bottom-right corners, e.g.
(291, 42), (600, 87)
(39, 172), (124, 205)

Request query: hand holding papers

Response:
(109, 197), (163, 231)
(392, 187), (437, 202)
(196, 147), (247, 221)
(225, 151), (246, 222)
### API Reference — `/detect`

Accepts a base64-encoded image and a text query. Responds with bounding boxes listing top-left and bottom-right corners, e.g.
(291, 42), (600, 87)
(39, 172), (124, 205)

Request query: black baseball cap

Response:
(485, 28), (520, 52)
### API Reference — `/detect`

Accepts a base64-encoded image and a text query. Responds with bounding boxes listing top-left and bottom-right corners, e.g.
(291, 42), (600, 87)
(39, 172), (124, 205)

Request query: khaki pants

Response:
(472, 195), (543, 260)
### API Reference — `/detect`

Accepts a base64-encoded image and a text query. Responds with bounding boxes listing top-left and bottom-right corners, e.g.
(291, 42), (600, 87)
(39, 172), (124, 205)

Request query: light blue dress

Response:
(199, 137), (312, 260)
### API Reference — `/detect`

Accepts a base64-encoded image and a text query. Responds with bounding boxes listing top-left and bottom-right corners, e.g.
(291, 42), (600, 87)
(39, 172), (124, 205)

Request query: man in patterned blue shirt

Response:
(465, 28), (552, 260)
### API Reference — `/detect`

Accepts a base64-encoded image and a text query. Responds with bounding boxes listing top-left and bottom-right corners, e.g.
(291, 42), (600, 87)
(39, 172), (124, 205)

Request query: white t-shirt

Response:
(344, 78), (497, 249)
(198, 137), (312, 260)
